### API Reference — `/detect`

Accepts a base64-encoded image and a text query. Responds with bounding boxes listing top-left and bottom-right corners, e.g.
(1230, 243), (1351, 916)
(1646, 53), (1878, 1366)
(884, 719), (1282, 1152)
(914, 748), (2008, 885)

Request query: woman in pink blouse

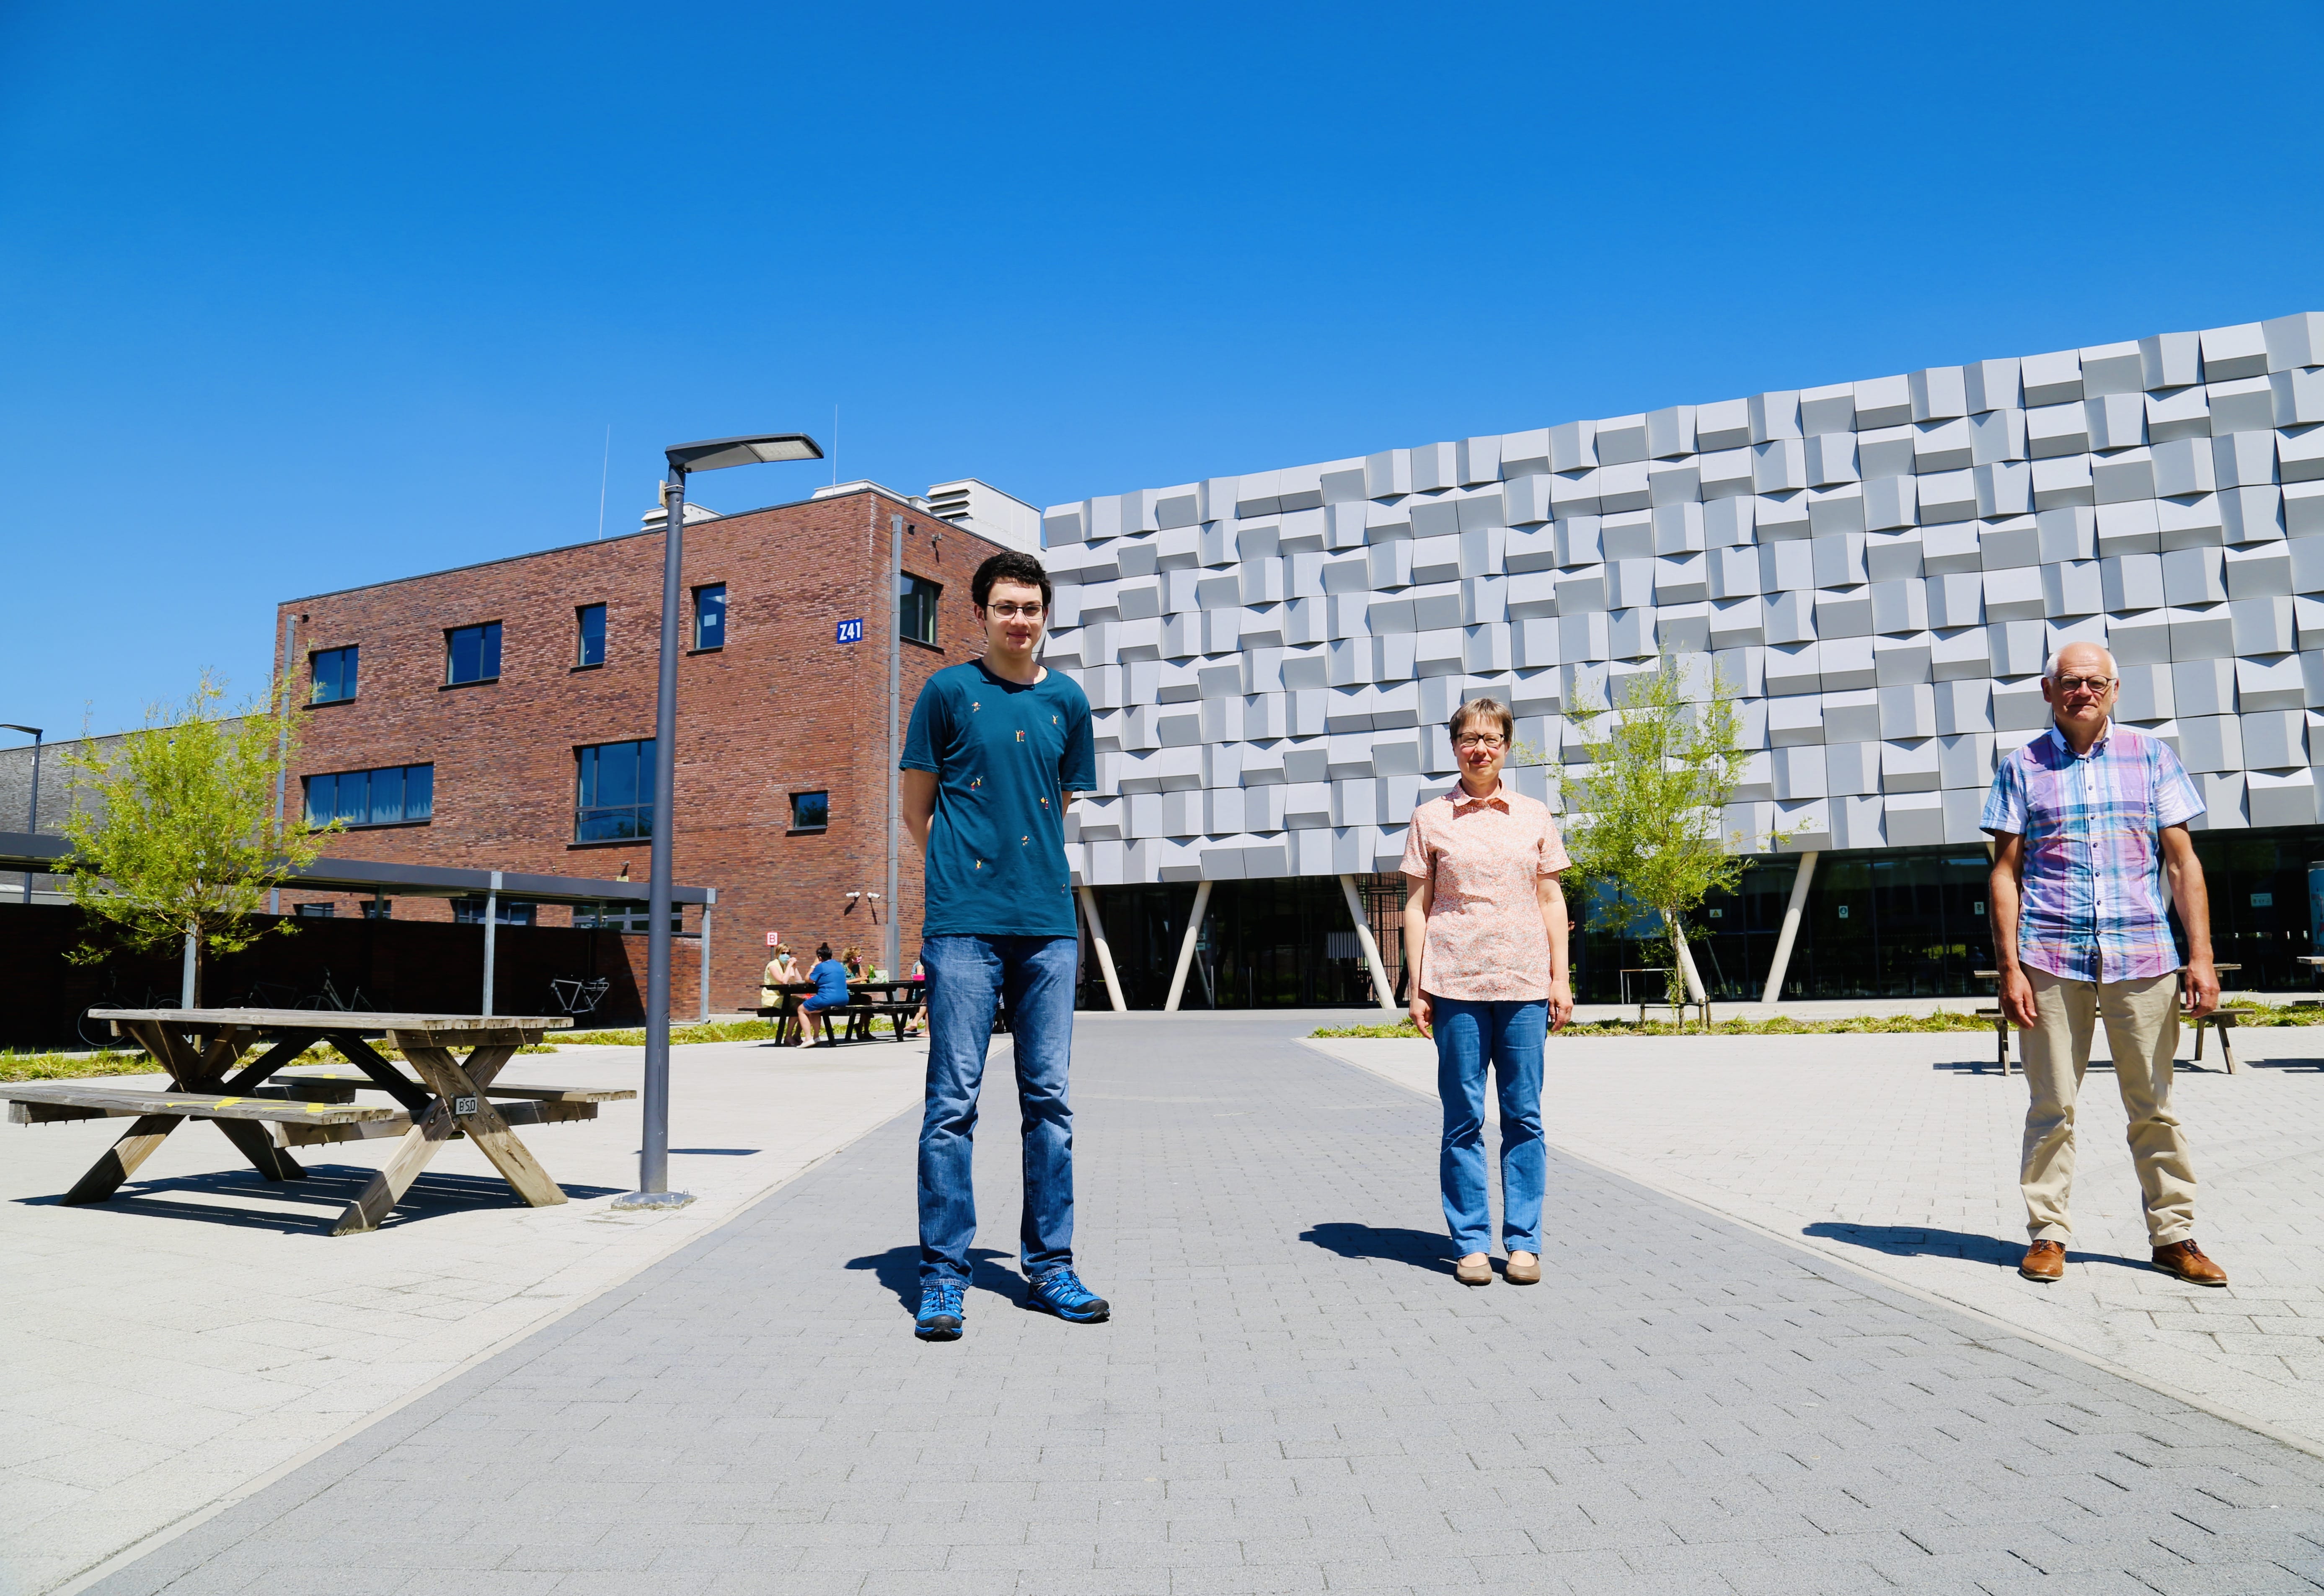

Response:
(1400, 696), (1574, 1287)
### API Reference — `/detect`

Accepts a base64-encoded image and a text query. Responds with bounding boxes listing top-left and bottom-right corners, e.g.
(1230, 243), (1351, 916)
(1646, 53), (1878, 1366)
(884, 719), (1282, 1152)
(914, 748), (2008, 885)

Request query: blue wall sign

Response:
(835, 617), (864, 644)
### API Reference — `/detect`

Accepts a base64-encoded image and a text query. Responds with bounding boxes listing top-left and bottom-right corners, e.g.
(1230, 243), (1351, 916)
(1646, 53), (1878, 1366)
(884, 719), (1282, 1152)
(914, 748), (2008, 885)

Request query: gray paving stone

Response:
(80, 1015), (2324, 1596)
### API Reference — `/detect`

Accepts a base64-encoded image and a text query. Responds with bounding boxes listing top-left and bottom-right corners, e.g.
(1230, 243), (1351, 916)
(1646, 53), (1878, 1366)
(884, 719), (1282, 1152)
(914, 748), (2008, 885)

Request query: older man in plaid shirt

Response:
(1984, 640), (2226, 1287)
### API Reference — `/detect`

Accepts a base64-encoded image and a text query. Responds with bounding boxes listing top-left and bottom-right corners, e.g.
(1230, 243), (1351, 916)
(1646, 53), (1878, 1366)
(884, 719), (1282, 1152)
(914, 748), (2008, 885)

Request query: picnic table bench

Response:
(1972, 966), (2246, 1077)
(756, 980), (923, 1045)
(0, 1008), (630, 1234)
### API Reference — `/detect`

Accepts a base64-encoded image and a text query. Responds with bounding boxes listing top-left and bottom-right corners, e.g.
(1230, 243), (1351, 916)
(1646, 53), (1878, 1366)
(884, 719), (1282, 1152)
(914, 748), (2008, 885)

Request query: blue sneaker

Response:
(1025, 1267), (1109, 1323)
(915, 1281), (965, 1341)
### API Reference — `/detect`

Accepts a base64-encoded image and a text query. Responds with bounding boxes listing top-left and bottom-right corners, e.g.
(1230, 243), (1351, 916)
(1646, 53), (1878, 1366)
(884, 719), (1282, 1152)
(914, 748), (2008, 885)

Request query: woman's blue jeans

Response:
(1432, 996), (1548, 1256)
(917, 934), (1080, 1287)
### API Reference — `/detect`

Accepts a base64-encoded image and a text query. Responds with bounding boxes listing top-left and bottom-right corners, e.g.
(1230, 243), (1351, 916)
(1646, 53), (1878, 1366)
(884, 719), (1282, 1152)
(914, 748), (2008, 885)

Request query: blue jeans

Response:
(917, 934), (1080, 1286)
(1433, 996), (1548, 1255)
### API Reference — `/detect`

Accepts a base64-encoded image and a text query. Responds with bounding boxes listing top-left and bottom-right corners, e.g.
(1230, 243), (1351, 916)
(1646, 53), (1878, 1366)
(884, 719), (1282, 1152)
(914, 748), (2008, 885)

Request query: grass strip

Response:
(558, 1018), (796, 1048)
(1315, 1000), (2324, 1041)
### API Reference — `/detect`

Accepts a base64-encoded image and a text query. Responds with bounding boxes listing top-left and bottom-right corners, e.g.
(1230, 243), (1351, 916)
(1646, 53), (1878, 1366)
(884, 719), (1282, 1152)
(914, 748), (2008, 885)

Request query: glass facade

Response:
(304, 764), (433, 828)
(1075, 876), (1393, 1010)
(575, 739), (654, 842)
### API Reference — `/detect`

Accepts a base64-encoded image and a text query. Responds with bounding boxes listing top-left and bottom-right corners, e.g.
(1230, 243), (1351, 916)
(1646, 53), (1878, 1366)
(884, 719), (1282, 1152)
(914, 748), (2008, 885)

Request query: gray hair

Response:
(2044, 644), (2118, 681)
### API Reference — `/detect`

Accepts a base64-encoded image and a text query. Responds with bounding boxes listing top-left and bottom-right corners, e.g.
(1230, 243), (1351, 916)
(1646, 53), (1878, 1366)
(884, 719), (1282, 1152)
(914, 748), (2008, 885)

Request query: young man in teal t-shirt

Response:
(900, 550), (1102, 1341)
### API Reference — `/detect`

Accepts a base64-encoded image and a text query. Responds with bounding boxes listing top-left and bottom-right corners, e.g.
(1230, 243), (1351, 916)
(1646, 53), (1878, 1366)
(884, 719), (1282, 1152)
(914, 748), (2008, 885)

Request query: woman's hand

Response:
(1408, 991), (1432, 1038)
(1547, 977), (1574, 1033)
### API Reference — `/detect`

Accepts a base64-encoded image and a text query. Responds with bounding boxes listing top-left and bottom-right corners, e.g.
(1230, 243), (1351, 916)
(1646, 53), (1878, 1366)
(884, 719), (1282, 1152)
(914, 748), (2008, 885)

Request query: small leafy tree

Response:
(1561, 652), (1771, 1013)
(61, 673), (331, 1002)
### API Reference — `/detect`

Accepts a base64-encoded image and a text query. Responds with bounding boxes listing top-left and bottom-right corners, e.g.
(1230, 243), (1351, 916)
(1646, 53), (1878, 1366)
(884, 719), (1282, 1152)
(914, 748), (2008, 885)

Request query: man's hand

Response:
(1547, 978), (1574, 1033)
(1408, 991), (1432, 1038)
(2181, 957), (2221, 1020)
(1999, 966), (2038, 1030)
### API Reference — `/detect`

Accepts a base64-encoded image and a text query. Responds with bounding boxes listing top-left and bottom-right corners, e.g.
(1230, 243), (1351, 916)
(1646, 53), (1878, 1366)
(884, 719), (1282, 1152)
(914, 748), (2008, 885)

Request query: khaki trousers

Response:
(2019, 966), (2196, 1247)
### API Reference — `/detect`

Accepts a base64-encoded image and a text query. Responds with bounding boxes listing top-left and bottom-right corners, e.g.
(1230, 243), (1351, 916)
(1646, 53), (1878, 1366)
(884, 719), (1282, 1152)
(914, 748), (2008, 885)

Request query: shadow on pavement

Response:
(1802, 1221), (2152, 1274)
(1299, 1222), (1455, 1275)
(13, 1164), (623, 1234)
(846, 1243), (1023, 1309)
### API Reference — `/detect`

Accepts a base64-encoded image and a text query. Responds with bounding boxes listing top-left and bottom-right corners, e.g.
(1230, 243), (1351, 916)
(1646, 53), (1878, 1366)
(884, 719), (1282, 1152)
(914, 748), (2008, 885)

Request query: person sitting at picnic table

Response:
(1401, 694), (1574, 1289)
(797, 943), (851, 1048)
(842, 946), (866, 980)
(760, 943), (799, 1008)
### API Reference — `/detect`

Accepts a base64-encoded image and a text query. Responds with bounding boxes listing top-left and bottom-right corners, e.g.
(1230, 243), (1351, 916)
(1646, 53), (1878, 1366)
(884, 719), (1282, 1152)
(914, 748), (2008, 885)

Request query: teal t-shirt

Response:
(902, 658), (1095, 937)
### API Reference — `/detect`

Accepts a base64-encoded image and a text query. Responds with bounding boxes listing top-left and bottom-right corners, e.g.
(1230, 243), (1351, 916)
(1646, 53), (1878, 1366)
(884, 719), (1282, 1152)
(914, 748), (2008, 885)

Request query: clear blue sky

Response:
(5, 1), (2321, 742)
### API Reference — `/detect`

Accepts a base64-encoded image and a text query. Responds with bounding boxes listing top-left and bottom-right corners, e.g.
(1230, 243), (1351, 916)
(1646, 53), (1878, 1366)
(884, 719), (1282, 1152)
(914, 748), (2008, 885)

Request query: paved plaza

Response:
(10, 1012), (2315, 1595)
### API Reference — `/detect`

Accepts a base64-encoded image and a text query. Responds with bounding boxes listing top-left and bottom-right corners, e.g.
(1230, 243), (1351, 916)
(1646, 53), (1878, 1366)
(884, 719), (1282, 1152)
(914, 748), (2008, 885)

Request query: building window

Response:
(304, 764), (434, 828)
(576, 604), (606, 667)
(362, 899), (392, 919)
(453, 896), (535, 926)
(446, 621), (502, 685)
(293, 902), (334, 918)
(576, 739), (654, 841)
(900, 574), (940, 646)
(576, 904), (682, 933)
(791, 790), (829, 832)
(692, 584), (726, 650)
(310, 646), (358, 704)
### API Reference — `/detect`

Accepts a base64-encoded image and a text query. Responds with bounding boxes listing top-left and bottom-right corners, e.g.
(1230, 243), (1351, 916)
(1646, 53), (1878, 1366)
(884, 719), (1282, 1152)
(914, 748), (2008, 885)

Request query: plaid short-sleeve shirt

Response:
(1980, 722), (2204, 983)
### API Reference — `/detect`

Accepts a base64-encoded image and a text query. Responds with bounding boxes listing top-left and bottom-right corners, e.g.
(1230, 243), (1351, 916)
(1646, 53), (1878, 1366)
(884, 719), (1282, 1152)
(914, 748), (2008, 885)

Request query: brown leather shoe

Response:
(2019, 1240), (2065, 1282)
(2152, 1240), (2228, 1287)
(1504, 1252), (1541, 1285)
(1454, 1253), (1491, 1286)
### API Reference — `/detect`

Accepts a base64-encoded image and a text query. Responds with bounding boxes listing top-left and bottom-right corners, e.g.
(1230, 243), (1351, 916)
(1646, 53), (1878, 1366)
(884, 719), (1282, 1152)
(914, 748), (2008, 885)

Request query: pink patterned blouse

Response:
(1399, 781), (1570, 1002)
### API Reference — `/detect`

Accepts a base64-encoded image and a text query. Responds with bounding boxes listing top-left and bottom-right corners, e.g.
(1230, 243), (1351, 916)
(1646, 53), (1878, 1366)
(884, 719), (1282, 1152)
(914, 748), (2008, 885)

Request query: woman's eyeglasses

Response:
(1454, 734), (1507, 750)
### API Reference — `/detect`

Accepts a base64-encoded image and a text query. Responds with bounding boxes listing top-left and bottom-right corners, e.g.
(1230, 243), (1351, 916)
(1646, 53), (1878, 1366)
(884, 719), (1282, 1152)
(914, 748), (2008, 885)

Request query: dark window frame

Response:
(302, 764), (435, 830)
(445, 621), (503, 687)
(900, 573), (941, 648)
(691, 584), (727, 651)
(575, 603), (607, 669)
(574, 738), (656, 843)
(310, 645), (359, 705)
(789, 790), (830, 833)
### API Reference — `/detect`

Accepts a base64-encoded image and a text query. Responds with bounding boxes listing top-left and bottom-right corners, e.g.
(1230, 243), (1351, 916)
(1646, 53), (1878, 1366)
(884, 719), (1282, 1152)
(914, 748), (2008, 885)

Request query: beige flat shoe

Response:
(1454, 1253), (1491, 1286)
(1504, 1252), (1541, 1285)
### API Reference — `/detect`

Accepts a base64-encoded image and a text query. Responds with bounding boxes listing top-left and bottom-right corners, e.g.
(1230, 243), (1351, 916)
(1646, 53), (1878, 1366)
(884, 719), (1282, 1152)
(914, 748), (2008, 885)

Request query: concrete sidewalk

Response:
(73, 1012), (2324, 1596)
(0, 1034), (928, 1596)
(1314, 1025), (2324, 1461)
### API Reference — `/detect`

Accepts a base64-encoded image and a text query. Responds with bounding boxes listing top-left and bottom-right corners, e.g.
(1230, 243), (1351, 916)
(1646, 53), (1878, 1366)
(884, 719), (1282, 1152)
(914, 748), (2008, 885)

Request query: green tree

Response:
(1560, 652), (1770, 1014)
(60, 673), (331, 1001)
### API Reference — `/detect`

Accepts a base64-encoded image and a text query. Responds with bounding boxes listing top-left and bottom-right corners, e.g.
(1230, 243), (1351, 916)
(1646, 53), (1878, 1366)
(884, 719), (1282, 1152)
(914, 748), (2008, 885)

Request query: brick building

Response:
(274, 482), (1021, 1013)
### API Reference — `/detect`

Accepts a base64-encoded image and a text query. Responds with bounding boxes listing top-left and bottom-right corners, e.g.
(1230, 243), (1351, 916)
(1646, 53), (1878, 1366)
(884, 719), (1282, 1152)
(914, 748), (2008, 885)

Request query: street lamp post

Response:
(2, 725), (42, 904)
(615, 434), (821, 1212)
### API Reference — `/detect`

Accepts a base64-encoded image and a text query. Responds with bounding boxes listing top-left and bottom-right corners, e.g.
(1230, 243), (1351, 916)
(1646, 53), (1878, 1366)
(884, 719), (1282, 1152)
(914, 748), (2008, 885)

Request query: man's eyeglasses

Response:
(983, 602), (1044, 619)
(1454, 733), (1507, 750)
(2054, 675), (2115, 694)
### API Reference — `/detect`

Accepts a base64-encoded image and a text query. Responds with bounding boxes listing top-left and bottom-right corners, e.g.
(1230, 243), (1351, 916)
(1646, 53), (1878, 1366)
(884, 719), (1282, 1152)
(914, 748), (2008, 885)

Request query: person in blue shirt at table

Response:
(795, 942), (850, 1048)
(900, 549), (1104, 1343)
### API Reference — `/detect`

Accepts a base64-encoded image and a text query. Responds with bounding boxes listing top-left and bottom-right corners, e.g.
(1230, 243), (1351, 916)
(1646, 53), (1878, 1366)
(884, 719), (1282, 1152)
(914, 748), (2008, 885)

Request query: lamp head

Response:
(665, 434), (824, 474)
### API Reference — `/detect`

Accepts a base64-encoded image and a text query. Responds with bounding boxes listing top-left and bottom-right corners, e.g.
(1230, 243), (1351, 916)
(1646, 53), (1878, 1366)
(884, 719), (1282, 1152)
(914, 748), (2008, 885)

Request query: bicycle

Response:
(294, 969), (373, 1012)
(548, 976), (610, 1017)
(77, 971), (173, 1050)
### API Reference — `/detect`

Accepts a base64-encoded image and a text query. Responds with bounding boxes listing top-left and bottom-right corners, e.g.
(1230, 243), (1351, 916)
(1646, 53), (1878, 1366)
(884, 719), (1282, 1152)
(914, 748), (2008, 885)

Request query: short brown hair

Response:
(1448, 696), (1514, 744)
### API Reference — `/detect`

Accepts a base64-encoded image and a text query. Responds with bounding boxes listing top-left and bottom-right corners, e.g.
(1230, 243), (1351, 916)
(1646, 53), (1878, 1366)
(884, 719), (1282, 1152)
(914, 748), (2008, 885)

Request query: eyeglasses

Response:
(983, 602), (1044, 619)
(2054, 675), (2116, 693)
(1454, 733), (1507, 750)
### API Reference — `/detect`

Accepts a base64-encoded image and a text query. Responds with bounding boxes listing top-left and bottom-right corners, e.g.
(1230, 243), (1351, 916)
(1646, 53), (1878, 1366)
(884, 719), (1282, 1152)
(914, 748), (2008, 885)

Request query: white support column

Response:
(1668, 912), (1708, 1005)
(698, 891), (714, 1023)
(1337, 873), (1398, 1013)
(482, 870), (501, 1018)
(180, 924), (197, 1010)
(1760, 851), (1820, 1005)
(1075, 884), (1127, 1012)
(1164, 880), (1213, 1012)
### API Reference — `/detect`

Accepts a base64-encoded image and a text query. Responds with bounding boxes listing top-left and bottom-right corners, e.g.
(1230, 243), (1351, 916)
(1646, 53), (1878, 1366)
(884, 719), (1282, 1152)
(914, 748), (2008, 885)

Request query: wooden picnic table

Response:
(0, 1008), (631, 1235)
(756, 980), (924, 1044)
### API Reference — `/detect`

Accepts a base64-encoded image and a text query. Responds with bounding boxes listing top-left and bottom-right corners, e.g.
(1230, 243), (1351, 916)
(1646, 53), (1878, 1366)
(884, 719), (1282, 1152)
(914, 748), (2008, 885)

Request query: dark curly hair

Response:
(972, 550), (1052, 611)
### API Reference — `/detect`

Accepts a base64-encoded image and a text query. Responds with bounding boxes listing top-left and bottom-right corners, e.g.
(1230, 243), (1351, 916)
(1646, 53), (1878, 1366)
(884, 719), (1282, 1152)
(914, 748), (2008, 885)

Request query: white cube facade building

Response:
(1041, 312), (2324, 891)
